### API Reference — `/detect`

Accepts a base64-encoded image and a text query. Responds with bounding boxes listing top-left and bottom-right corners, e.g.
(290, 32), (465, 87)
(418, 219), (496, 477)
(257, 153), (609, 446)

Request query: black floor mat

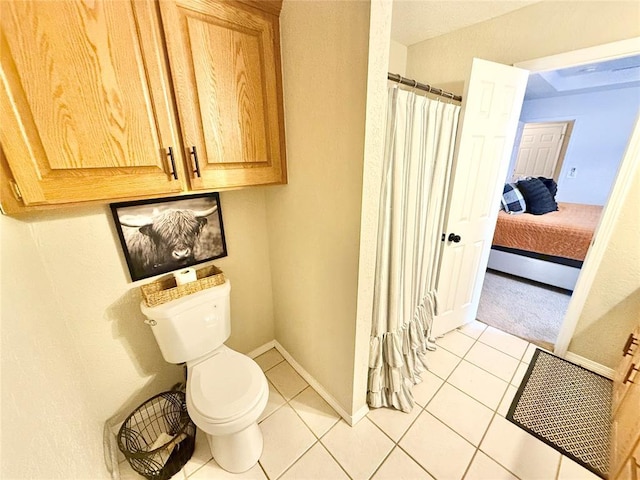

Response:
(507, 349), (611, 478)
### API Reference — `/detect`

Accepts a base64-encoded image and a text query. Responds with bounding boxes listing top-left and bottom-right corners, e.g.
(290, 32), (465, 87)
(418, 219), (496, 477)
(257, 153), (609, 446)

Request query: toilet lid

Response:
(188, 350), (265, 422)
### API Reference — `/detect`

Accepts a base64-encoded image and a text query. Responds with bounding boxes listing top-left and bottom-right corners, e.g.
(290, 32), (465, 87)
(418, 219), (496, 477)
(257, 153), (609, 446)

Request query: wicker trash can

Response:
(117, 391), (196, 480)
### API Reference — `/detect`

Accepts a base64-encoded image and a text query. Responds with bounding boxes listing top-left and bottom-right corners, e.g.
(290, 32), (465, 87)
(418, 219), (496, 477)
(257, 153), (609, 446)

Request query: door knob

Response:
(448, 233), (461, 243)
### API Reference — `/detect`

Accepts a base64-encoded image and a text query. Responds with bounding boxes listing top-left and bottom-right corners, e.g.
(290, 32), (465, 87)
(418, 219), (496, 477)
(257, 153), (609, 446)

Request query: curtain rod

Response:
(388, 72), (462, 102)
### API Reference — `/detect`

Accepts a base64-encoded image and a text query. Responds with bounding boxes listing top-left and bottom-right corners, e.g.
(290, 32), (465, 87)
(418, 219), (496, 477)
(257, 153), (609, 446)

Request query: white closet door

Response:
(512, 122), (568, 180)
(434, 58), (529, 337)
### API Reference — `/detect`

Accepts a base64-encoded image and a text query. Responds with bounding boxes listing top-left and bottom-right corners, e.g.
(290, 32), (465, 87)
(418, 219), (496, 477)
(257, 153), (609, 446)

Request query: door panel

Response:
(159, 0), (286, 190)
(0, 0), (183, 205)
(512, 122), (568, 180)
(186, 15), (269, 165)
(434, 58), (529, 337)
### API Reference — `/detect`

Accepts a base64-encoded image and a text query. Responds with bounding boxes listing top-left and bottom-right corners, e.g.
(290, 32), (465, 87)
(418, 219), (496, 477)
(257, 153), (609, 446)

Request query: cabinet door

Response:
(611, 385), (640, 480)
(613, 326), (640, 414)
(0, 0), (184, 206)
(158, 0), (286, 190)
(611, 325), (640, 480)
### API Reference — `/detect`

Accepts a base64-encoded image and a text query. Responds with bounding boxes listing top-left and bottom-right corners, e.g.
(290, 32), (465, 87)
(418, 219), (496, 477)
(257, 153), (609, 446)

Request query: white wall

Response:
(267, 0), (370, 415)
(516, 86), (640, 205)
(0, 188), (274, 477)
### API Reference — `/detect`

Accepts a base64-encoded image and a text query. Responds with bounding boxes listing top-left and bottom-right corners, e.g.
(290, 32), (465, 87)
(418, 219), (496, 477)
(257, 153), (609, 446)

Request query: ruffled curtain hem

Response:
(367, 293), (438, 413)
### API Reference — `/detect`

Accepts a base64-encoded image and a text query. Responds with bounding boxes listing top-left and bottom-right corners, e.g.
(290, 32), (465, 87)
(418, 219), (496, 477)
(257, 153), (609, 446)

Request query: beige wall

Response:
(403, 1), (640, 369)
(406, 1), (640, 95)
(1, 215), (109, 479)
(0, 188), (274, 477)
(268, 0), (370, 413)
(389, 39), (407, 75)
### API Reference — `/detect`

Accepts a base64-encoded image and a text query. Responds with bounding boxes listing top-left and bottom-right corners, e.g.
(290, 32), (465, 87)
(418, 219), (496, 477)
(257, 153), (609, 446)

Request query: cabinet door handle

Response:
(623, 333), (638, 357)
(623, 363), (639, 385)
(166, 147), (178, 180)
(190, 146), (201, 178)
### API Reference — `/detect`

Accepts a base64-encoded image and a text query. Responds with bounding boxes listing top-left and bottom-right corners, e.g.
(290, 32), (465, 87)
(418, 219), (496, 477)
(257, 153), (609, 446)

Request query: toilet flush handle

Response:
(144, 319), (157, 327)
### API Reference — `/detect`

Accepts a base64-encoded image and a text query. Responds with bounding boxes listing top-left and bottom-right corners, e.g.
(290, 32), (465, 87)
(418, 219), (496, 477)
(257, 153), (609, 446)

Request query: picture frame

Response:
(110, 193), (228, 282)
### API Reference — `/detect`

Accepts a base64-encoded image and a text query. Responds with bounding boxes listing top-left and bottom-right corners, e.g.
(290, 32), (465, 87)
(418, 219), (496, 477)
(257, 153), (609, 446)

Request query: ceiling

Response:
(524, 55), (640, 99)
(390, 1), (640, 99)
(390, 1), (539, 47)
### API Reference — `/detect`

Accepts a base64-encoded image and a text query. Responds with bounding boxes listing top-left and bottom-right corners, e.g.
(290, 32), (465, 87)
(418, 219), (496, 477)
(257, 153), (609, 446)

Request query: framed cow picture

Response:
(110, 193), (228, 281)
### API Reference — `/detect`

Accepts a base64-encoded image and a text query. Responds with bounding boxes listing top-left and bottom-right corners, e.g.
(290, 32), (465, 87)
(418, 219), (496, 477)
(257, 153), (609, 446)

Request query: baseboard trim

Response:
(247, 340), (276, 360)
(564, 352), (614, 380)
(270, 340), (368, 426)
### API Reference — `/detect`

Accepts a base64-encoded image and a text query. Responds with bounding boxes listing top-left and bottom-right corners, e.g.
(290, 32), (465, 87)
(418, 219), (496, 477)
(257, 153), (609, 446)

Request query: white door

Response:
(512, 122), (569, 180)
(434, 58), (529, 337)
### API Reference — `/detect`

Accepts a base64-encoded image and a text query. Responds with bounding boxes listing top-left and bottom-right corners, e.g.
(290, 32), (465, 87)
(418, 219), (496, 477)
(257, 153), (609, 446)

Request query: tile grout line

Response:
(257, 351), (312, 480)
(460, 336), (533, 480)
(259, 347), (382, 480)
(554, 455), (563, 480)
(182, 342), (561, 480)
(367, 406), (427, 470)
(439, 329), (524, 480)
(183, 354), (290, 480)
(315, 438), (354, 480)
(376, 330), (482, 480)
(260, 354), (349, 480)
(440, 342), (527, 388)
(268, 439), (319, 480)
(421, 367), (487, 477)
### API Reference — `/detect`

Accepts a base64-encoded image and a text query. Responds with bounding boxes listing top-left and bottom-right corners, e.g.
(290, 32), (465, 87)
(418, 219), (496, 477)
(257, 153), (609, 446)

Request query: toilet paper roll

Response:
(174, 268), (197, 286)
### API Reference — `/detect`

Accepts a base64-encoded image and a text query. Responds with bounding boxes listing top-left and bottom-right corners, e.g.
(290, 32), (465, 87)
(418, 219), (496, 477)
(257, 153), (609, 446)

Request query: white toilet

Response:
(140, 280), (269, 473)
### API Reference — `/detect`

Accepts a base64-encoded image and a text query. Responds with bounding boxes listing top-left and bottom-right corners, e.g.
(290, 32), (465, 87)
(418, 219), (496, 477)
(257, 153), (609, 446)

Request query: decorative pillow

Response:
(517, 177), (558, 215)
(538, 176), (558, 199)
(501, 183), (526, 214)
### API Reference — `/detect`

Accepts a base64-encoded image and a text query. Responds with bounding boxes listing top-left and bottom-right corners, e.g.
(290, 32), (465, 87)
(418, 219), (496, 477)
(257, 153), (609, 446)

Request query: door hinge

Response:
(9, 180), (23, 201)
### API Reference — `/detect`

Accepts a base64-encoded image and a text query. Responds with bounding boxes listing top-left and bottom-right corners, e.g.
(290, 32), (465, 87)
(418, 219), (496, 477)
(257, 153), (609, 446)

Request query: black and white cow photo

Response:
(110, 193), (227, 281)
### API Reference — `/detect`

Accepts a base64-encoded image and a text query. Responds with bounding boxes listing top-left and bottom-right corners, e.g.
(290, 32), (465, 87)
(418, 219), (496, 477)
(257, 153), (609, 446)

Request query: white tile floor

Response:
(120, 322), (601, 480)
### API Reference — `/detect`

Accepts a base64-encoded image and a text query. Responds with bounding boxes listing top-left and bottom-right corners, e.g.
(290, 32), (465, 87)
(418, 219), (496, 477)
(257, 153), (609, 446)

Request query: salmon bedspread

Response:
(492, 202), (603, 261)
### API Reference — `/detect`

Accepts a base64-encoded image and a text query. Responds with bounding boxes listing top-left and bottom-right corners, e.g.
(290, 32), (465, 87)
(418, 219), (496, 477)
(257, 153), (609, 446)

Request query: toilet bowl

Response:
(140, 280), (269, 473)
(186, 346), (269, 472)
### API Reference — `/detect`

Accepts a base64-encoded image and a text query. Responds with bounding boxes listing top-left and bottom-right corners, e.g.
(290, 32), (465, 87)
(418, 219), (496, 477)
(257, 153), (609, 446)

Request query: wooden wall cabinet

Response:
(0, 0), (286, 214)
(611, 324), (640, 480)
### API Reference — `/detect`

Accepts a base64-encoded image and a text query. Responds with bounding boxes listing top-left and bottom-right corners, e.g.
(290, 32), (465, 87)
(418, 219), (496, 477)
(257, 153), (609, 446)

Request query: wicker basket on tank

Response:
(140, 265), (225, 307)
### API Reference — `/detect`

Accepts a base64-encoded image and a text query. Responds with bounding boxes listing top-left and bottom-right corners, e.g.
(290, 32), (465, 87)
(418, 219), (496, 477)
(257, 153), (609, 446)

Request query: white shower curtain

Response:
(368, 86), (460, 412)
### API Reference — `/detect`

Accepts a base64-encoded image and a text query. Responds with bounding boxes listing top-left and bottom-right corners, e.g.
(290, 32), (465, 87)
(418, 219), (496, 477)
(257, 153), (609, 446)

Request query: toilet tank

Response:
(140, 280), (231, 364)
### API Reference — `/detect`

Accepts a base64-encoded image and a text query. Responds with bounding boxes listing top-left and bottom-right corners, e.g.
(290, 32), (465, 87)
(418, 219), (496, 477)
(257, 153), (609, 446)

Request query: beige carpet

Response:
(476, 270), (572, 349)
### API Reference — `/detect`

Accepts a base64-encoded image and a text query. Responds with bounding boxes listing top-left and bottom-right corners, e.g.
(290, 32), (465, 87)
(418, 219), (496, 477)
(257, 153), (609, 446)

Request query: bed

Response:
(488, 202), (603, 290)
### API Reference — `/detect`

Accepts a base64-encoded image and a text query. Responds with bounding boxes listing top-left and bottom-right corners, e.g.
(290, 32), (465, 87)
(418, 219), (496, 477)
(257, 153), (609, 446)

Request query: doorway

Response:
(474, 43), (640, 356)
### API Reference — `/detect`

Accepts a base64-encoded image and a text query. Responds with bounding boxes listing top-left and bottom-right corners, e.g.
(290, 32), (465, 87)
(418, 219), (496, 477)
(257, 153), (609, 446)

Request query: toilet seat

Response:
(187, 349), (267, 425)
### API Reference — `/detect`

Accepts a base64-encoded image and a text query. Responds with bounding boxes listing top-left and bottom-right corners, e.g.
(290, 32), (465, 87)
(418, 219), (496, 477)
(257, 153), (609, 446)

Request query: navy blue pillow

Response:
(538, 177), (558, 199)
(517, 178), (558, 215)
